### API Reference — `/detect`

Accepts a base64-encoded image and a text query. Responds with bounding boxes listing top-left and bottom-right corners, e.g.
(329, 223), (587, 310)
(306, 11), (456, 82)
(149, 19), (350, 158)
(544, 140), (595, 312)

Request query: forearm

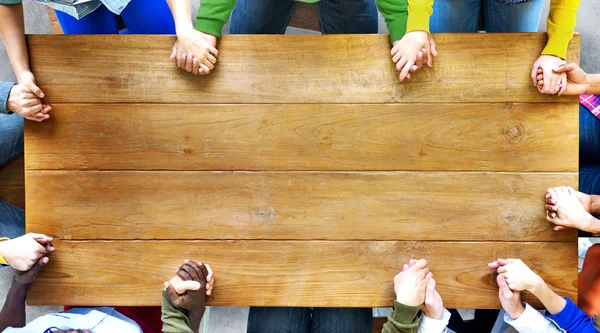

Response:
(166, 0), (193, 33)
(375, 0), (409, 42)
(542, 0), (580, 59)
(0, 3), (30, 79)
(194, 0), (237, 38)
(0, 280), (28, 331)
(530, 278), (566, 315)
(188, 310), (204, 333)
(584, 74), (600, 95)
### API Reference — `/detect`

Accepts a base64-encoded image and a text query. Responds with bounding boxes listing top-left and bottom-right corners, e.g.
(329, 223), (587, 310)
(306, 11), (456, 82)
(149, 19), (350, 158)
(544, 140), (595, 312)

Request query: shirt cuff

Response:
(0, 237), (10, 265)
(541, 33), (571, 59)
(0, 81), (16, 115)
(406, 5), (432, 33)
(419, 308), (450, 333)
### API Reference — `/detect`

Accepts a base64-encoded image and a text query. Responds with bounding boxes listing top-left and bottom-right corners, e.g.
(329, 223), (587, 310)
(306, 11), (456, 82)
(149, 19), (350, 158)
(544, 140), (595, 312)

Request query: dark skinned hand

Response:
(14, 256), (49, 286)
(164, 260), (208, 313)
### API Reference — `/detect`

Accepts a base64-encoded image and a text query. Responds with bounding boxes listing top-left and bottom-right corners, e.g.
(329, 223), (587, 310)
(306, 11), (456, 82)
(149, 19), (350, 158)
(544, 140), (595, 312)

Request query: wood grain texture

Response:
(24, 103), (578, 172)
(0, 155), (24, 209)
(26, 171), (577, 241)
(26, 240), (577, 308)
(26, 34), (580, 104)
(45, 7), (63, 35)
(289, 2), (321, 32)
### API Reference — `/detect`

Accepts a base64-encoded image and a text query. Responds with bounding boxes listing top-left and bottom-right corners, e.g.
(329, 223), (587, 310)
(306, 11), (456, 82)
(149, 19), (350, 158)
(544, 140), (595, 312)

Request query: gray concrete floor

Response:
(1, 0), (599, 331)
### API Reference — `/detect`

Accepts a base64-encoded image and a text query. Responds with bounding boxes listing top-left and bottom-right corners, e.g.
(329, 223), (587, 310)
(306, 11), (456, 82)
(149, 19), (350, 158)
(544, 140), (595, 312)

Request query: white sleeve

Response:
(504, 303), (565, 333)
(417, 309), (451, 333)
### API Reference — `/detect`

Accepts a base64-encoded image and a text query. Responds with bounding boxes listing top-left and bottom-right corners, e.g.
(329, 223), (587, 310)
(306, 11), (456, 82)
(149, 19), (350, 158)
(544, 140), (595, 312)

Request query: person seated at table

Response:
(382, 258), (451, 333)
(488, 258), (597, 333)
(0, 258), (214, 333)
(538, 63), (600, 236)
(167, 0), (436, 81)
(1, 79), (55, 272)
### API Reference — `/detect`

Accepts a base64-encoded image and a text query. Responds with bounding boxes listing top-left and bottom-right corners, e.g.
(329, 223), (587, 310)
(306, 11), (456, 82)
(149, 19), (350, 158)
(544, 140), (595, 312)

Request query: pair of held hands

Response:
(165, 260), (215, 313)
(544, 186), (599, 233)
(393, 259), (444, 319)
(488, 258), (543, 320)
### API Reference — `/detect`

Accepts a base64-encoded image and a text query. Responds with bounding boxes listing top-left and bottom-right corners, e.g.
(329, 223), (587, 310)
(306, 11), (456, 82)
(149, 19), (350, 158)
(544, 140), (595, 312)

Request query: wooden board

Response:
(0, 155), (24, 209)
(26, 240), (577, 308)
(26, 34), (580, 104)
(24, 103), (578, 172)
(26, 171), (577, 242)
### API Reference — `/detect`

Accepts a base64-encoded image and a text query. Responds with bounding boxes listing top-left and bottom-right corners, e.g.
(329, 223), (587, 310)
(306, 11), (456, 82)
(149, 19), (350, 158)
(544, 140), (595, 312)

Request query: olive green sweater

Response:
(382, 301), (421, 333)
(161, 290), (194, 333)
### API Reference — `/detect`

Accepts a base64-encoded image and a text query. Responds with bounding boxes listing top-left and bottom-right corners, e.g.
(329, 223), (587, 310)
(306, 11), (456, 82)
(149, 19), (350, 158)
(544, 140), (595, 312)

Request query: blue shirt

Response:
(0, 0), (131, 19)
(4, 307), (142, 333)
(546, 298), (597, 333)
(0, 81), (15, 115)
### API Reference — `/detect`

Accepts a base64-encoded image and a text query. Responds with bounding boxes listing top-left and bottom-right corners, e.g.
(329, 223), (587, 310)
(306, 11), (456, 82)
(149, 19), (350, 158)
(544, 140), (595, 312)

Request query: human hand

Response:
(489, 258), (542, 292)
(164, 260), (208, 312)
(16, 71), (44, 99)
(531, 55), (567, 95)
(14, 256), (49, 286)
(393, 258), (432, 306)
(545, 63), (588, 96)
(497, 274), (524, 319)
(169, 260), (214, 296)
(391, 32), (437, 81)
(170, 28), (218, 75)
(0, 233), (54, 271)
(545, 186), (598, 232)
(6, 84), (51, 122)
(421, 278), (444, 319)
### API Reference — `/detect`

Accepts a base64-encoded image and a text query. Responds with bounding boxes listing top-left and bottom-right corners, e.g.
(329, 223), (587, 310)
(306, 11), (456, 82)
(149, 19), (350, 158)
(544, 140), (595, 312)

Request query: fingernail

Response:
(553, 227), (558, 231)
(185, 260), (189, 263)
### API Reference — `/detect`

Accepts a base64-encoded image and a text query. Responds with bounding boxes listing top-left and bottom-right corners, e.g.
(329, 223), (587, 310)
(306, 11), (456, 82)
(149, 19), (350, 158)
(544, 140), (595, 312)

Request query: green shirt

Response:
(195, 0), (432, 42)
(161, 290), (194, 333)
(382, 301), (421, 333)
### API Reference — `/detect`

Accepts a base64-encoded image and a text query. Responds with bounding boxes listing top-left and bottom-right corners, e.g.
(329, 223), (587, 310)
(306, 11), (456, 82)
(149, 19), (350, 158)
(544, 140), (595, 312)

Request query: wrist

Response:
(10, 277), (30, 291)
(176, 23), (194, 37)
(528, 275), (546, 296)
(508, 303), (525, 319)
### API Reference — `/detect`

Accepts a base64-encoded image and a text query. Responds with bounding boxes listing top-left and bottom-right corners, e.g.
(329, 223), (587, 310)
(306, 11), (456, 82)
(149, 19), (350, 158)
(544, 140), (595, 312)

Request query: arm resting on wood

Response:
(542, 0), (581, 59)
(0, 278), (28, 331)
(195, 0), (238, 38)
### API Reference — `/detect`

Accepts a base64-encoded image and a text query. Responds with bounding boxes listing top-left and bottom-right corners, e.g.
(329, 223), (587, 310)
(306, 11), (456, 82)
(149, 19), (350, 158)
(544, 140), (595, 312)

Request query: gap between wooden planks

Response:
(24, 103), (578, 172)
(26, 170), (577, 241)
(25, 34), (580, 104)
(26, 240), (577, 308)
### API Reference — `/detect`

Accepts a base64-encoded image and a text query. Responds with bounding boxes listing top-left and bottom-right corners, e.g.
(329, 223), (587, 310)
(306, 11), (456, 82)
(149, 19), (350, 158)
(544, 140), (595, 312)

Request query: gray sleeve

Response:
(0, 81), (16, 114)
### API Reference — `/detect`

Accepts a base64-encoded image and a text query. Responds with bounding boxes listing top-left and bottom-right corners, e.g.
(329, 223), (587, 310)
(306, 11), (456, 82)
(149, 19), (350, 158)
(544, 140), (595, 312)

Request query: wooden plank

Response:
(26, 240), (577, 308)
(26, 34), (580, 104)
(45, 7), (63, 35)
(26, 171), (577, 242)
(289, 2), (321, 32)
(24, 103), (578, 172)
(0, 155), (24, 209)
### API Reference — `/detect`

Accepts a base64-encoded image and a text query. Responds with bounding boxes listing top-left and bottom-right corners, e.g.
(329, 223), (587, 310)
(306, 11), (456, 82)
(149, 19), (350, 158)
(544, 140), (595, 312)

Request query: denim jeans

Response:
(54, 0), (175, 34)
(0, 113), (25, 241)
(246, 307), (373, 333)
(578, 104), (600, 237)
(229, 0), (378, 34)
(429, 0), (544, 33)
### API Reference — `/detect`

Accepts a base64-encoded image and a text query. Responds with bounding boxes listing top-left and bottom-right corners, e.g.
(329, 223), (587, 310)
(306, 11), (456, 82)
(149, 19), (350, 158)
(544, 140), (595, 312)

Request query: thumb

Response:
(497, 274), (513, 298)
(30, 257), (49, 275)
(426, 278), (436, 302)
(164, 282), (179, 301)
(170, 45), (178, 60)
(424, 41), (433, 68)
(552, 63), (578, 74)
(429, 36), (438, 58)
(25, 81), (44, 99)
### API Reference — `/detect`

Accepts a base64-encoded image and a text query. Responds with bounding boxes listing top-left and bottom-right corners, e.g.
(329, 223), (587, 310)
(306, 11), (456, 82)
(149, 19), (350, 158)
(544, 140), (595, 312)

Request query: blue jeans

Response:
(0, 113), (25, 241)
(579, 104), (600, 237)
(54, 0), (175, 34)
(430, 0), (544, 33)
(229, 0), (378, 34)
(247, 307), (373, 333)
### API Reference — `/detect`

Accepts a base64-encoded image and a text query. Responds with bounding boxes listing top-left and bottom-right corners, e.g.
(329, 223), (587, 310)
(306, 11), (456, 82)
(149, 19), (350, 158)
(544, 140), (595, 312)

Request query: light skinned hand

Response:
(16, 71), (45, 99)
(493, 258), (542, 292)
(422, 278), (444, 319)
(391, 32), (437, 81)
(0, 233), (54, 271)
(548, 63), (588, 96)
(394, 258), (432, 306)
(545, 186), (598, 233)
(6, 84), (51, 122)
(497, 274), (525, 320)
(169, 260), (214, 296)
(531, 55), (567, 95)
(170, 28), (218, 75)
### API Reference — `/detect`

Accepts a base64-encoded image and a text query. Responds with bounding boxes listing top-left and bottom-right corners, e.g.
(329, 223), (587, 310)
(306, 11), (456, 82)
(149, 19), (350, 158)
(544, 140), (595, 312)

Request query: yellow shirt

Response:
(543, 0), (581, 59)
(0, 237), (9, 265)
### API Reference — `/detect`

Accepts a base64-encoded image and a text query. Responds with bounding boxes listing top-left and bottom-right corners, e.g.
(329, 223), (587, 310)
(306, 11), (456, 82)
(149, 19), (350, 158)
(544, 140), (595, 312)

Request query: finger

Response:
(176, 50), (182, 68)
(25, 82), (44, 99)
(550, 187), (560, 201)
(396, 56), (408, 72)
(400, 59), (415, 81)
(200, 64), (211, 75)
(170, 45), (177, 60)
(537, 68), (543, 74)
(172, 279), (202, 293)
(197, 261), (210, 280)
(545, 204), (557, 212)
(558, 75), (567, 96)
(201, 58), (215, 71)
(413, 259), (428, 269)
(45, 241), (55, 252)
(186, 261), (206, 284)
(180, 262), (200, 281)
(429, 36), (438, 57)
(25, 115), (45, 122)
(205, 263), (213, 281)
(425, 271), (433, 280)
(543, 70), (552, 93)
(531, 64), (541, 86)
(29, 233), (53, 243)
(488, 261), (500, 270)
(497, 266), (507, 274)
(41, 104), (52, 114)
(415, 50), (424, 69)
(552, 63), (577, 74)
(553, 225), (570, 231)
(403, 264), (409, 271)
(424, 43), (433, 68)
(426, 278), (436, 301)
(536, 74), (543, 81)
(176, 266), (192, 281)
(192, 58), (200, 75)
(30, 256), (49, 275)
(24, 104), (43, 115)
(185, 53), (194, 73)
(207, 52), (217, 64)
(208, 46), (219, 57)
(497, 275), (513, 298)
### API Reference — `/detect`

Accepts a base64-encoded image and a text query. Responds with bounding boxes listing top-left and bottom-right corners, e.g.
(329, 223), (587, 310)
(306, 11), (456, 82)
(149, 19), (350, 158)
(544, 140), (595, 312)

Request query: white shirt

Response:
(504, 303), (566, 333)
(4, 307), (143, 333)
(417, 308), (451, 333)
